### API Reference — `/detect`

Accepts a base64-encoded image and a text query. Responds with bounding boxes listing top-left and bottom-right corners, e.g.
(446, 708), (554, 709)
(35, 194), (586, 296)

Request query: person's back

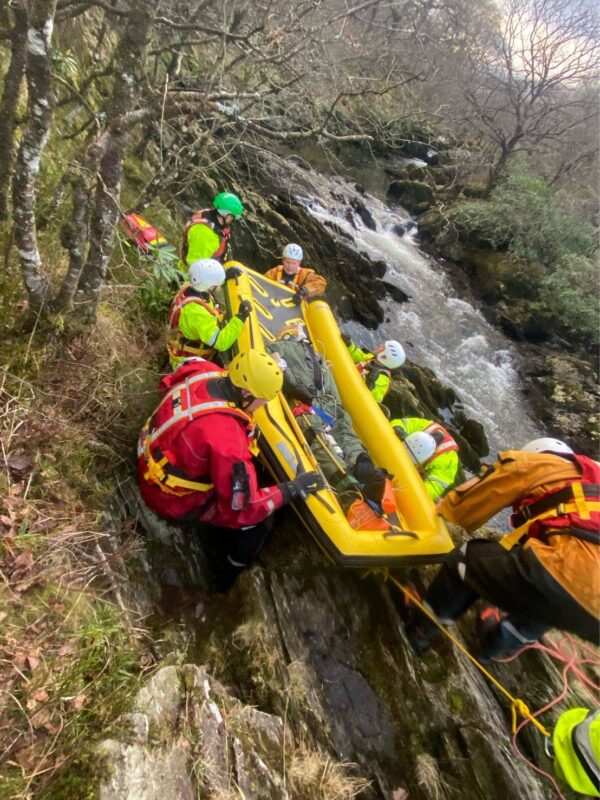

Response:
(180, 192), (244, 271)
(401, 437), (600, 658)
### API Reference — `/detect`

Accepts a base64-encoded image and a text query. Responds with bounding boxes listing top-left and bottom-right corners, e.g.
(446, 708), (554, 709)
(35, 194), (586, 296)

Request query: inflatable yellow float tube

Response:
(224, 264), (454, 566)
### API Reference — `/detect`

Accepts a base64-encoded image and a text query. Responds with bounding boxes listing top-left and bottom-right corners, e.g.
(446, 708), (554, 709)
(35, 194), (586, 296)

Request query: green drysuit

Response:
(266, 338), (365, 491)
(391, 417), (459, 501)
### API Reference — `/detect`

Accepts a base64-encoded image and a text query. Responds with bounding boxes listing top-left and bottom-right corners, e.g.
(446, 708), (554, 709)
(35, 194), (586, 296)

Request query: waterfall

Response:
(297, 177), (540, 457)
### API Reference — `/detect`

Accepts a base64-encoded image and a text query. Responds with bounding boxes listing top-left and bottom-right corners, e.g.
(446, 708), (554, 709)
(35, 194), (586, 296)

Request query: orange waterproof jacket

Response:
(264, 265), (327, 298)
(439, 450), (600, 618)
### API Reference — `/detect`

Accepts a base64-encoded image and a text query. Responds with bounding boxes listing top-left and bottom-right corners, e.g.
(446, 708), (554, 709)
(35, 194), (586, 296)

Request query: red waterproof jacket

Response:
(137, 359), (285, 528)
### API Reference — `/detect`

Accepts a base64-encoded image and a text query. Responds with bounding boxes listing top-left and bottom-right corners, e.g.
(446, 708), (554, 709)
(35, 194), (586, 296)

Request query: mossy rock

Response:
(387, 180), (435, 213)
(417, 208), (445, 239)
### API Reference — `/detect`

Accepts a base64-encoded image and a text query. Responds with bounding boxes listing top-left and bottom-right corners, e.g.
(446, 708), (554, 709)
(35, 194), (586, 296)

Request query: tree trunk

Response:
(0, 0), (28, 221)
(12, 0), (57, 311)
(53, 132), (109, 312)
(76, 0), (158, 319)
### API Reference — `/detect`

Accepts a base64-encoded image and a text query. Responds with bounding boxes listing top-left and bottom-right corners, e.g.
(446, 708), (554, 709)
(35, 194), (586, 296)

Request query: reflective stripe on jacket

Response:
(553, 708), (600, 796)
(137, 359), (285, 528)
(390, 417), (460, 500)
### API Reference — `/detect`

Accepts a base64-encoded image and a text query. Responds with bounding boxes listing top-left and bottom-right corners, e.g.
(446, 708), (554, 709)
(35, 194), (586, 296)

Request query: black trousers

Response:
(201, 522), (271, 592)
(426, 540), (599, 646)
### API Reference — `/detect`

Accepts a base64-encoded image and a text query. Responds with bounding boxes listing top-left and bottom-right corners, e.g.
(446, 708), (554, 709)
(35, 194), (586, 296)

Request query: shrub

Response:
(452, 159), (596, 266)
(538, 254), (600, 345)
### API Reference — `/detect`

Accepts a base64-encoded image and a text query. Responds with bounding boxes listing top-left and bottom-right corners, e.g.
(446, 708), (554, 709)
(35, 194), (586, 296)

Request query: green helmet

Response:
(213, 192), (244, 220)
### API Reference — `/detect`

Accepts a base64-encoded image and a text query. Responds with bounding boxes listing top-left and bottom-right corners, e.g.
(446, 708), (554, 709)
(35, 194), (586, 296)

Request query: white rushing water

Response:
(297, 175), (540, 458)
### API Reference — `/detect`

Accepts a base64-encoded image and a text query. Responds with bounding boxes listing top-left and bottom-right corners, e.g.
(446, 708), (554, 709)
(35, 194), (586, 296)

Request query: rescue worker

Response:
(266, 324), (387, 509)
(180, 191), (244, 270)
(391, 417), (460, 500)
(264, 243), (327, 305)
(551, 708), (600, 796)
(137, 349), (325, 590)
(342, 333), (405, 404)
(167, 258), (251, 369)
(402, 437), (600, 658)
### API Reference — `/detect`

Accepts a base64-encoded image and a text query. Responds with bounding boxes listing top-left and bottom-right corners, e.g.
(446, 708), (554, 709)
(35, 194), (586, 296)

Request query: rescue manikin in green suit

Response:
(266, 327), (386, 508)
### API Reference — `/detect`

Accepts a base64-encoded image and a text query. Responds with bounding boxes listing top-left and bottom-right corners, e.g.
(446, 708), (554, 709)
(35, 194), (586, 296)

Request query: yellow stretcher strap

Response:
(500, 499), (600, 551)
(376, 570), (551, 738)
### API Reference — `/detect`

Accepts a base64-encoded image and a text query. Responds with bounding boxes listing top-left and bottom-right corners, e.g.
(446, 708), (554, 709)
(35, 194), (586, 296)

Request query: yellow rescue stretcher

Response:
(223, 262), (454, 566)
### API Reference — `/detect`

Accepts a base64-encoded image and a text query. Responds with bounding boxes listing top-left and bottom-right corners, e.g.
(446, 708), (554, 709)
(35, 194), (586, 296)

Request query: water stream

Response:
(294, 174), (540, 457)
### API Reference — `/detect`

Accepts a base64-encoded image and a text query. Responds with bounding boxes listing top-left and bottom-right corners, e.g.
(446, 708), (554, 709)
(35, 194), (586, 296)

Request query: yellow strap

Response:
(379, 571), (551, 738)
(571, 481), (590, 520)
(500, 499), (600, 551)
(163, 474), (214, 492)
(143, 453), (214, 494)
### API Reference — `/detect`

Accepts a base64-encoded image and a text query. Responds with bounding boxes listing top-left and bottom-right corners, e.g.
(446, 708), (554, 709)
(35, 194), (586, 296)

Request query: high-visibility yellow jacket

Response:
(167, 284), (243, 369)
(179, 208), (231, 270)
(391, 417), (460, 500)
(346, 342), (391, 404)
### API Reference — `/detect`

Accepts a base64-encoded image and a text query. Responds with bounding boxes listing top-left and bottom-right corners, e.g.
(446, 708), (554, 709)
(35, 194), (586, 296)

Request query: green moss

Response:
(447, 688), (466, 715)
(43, 752), (99, 800)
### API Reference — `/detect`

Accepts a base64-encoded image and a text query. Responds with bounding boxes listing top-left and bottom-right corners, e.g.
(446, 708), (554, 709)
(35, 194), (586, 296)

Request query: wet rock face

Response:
(519, 349), (600, 457)
(387, 179), (435, 214)
(101, 481), (577, 800)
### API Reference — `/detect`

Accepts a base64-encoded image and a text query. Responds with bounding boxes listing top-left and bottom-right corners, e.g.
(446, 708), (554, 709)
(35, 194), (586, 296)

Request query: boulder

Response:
(459, 419), (490, 458)
(387, 180), (435, 214)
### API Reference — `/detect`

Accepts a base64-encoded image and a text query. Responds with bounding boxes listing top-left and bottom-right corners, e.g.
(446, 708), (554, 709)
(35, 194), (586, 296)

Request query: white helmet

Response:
(377, 340), (406, 370)
(405, 431), (437, 465)
(188, 258), (226, 292)
(282, 243), (303, 261)
(521, 438), (574, 455)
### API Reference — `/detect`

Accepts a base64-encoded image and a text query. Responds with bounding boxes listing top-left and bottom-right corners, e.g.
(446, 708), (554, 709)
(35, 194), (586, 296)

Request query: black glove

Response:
(236, 299), (252, 321)
(341, 331), (352, 346)
(225, 266), (242, 281)
(353, 453), (386, 505)
(393, 425), (407, 441)
(290, 287), (308, 306)
(279, 471), (325, 502)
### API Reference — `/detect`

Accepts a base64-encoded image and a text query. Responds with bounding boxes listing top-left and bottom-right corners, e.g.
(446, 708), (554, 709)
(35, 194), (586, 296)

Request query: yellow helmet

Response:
(229, 350), (283, 401)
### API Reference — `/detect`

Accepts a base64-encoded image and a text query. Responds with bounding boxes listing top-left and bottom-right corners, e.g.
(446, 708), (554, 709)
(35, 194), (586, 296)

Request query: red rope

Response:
(496, 633), (600, 799)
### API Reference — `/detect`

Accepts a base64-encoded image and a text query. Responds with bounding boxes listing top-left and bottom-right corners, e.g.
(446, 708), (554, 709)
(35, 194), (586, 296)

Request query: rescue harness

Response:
(357, 360), (391, 394)
(167, 285), (222, 362)
(501, 456), (600, 550)
(139, 369), (250, 496)
(272, 265), (308, 286)
(422, 421), (459, 464)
